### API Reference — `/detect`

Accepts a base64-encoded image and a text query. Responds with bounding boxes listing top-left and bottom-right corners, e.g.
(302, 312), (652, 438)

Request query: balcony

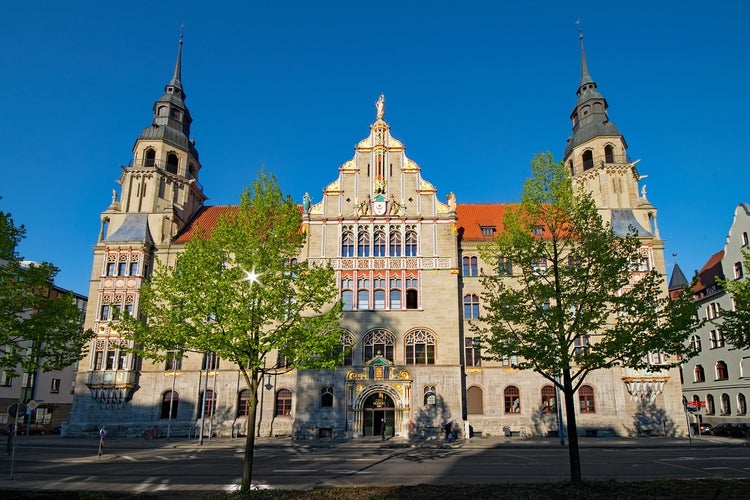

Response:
(582, 154), (632, 172)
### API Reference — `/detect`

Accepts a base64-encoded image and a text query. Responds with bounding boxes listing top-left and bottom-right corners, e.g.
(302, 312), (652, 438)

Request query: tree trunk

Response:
(241, 375), (260, 491)
(562, 368), (582, 486)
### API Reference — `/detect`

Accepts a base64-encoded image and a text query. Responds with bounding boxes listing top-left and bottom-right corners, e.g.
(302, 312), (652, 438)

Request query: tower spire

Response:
(578, 23), (590, 84)
(169, 31), (183, 91)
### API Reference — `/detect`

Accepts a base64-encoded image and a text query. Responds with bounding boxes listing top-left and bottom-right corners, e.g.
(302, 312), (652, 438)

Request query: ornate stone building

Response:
(66, 35), (686, 439)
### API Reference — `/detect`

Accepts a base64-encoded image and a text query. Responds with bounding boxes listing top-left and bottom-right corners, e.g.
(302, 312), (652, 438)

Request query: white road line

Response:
(272, 469), (318, 473)
(122, 455), (136, 462)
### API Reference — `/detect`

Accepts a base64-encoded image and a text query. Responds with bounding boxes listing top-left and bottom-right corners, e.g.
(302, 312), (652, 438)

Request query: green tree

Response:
(473, 153), (698, 485)
(0, 206), (92, 400)
(716, 250), (750, 349)
(119, 172), (341, 491)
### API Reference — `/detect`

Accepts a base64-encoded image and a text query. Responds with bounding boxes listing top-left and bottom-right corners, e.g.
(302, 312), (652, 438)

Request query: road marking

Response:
(272, 469), (318, 473)
(122, 455), (136, 462)
(704, 467), (731, 470)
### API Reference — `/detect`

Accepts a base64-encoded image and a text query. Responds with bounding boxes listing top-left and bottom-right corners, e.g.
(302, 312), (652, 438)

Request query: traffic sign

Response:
(7, 403), (27, 417)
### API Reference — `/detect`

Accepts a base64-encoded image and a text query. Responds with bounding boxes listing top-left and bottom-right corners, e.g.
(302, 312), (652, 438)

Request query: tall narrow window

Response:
(341, 230), (355, 257)
(716, 361), (729, 380)
(373, 229), (386, 257)
(405, 230), (418, 256)
(340, 331), (354, 366)
(720, 393), (731, 415)
(341, 277), (353, 311)
(689, 335), (702, 352)
(161, 390), (179, 419)
(694, 364), (705, 382)
(579, 385), (595, 413)
(424, 385), (437, 405)
(237, 389), (250, 417)
(706, 394), (715, 414)
(463, 256), (478, 276)
(200, 390), (216, 417)
(463, 294), (480, 319)
(498, 257), (512, 276)
(406, 276), (418, 309)
(738, 393), (747, 415)
(504, 386), (521, 413)
(357, 228), (370, 257)
(604, 144), (614, 163)
(202, 352), (219, 371)
(389, 228), (402, 256)
(275, 389), (292, 416)
(144, 148), (156, 167)
(582, 149), (593, 171)
(541, 385), (557, 413)
(166, 153), (178, 174)
(357, 277), (370, 310)
(465, 337), (481, 366)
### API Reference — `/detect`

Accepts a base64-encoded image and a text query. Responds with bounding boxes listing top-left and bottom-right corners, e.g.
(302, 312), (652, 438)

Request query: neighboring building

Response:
(676, 203), (750, 427)
(0, 279), (87, 430)
(66, 35), (686, 439)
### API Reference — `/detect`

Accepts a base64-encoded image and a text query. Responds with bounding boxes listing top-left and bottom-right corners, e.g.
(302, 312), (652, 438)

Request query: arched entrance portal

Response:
(363, 392), (395, 437)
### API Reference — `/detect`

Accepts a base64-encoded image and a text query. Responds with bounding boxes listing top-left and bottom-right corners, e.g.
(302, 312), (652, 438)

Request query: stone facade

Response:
(679, 203), (750, 428)
(66, 38), (688, 440)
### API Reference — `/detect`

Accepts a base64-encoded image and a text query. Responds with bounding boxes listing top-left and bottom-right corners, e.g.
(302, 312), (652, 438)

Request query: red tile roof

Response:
(692, 250), (724, 295)
(174, 205), (234, 243)
(456, 203), (516, 241)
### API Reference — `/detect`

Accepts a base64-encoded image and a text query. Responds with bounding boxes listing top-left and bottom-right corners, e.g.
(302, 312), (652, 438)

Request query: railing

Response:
(310, 256), (453, 271)
(124, 158), (204, 192)
(86, 370), (137, 387)
(581, 154), (632, 171)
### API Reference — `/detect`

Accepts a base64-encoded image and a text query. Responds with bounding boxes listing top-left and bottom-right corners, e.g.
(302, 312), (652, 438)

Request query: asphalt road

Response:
(1, 435), (749, 493)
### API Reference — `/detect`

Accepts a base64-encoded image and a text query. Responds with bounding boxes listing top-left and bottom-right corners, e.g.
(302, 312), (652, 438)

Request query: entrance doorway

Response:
(363, 392), (395, 437)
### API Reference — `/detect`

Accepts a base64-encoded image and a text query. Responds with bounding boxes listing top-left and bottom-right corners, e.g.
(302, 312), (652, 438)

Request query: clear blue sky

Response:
(1, 1), (748, 296)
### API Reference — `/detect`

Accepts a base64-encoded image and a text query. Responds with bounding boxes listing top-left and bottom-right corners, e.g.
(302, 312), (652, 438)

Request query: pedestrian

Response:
(444, 421), (452, 441)
(98, 425), (108, 456)
(380, 419), (386, 440)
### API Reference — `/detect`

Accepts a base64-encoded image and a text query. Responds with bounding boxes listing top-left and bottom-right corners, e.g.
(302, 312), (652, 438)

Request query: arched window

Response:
(694, 365), (705, 382)
(357, 228), (370, 257)
(237, 389), (250, 417)
(463, 294), (480, 319)
(467, 386), (483, 414)
(406, 276), (418, 309)
(157, 105), (168, 116)
(373, 277), (386, 309)
(706, 394), (715, 414)
(363, 329), (395, 362)
(738, 393), (747, 415)
(504, 386), (521, 413)
(275, 389), (292, 416)
(405, 229), (418, 256)
(689, 335), (702, 352)
(582, 150), (594, 171)
(357, 276), (369, 310)
(341, 230), (354, 257)
(579, 385), (595, 413)
(166, 153), (178, 174)
(424, 385), (437, 405)
(404, 329), (436, 365)
(463, 256), (478, 277)
(341, 277), (353, 311)
(721, 393), (731, 415)
(321, 387), (334, 408)
(340, 330), (354, 366)
(144, 148), (156, 167)
(160, 390), (179, 419)
(389, 228), (402, 256)
(373, 228), (386, 256)
(716, 361), (729, 380)
(541, 385), (557, 414)
(604, 144), (614, 163)
(199, 389), (216, 418)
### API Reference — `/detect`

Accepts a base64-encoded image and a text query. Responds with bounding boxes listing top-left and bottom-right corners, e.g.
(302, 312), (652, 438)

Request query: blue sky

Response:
(1, 1), (748, 295)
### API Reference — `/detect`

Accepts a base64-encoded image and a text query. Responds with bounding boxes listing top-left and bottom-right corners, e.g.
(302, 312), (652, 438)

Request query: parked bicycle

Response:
(143, 426), (160, 440)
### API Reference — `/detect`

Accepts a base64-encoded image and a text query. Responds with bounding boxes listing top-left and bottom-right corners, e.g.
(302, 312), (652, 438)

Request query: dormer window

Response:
(480, 226), (496, 237)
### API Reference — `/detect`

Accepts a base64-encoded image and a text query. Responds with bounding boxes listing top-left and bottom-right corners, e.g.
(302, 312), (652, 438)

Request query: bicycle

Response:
(143, 426), (160, 440)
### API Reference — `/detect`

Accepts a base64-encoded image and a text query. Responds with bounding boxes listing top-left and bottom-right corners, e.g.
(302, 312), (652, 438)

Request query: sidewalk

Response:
(7, 432), (748, 451)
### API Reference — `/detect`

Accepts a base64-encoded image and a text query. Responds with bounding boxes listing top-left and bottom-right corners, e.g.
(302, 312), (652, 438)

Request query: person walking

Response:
(98, 425), (108, 456)
(380, 419), (386, 440)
